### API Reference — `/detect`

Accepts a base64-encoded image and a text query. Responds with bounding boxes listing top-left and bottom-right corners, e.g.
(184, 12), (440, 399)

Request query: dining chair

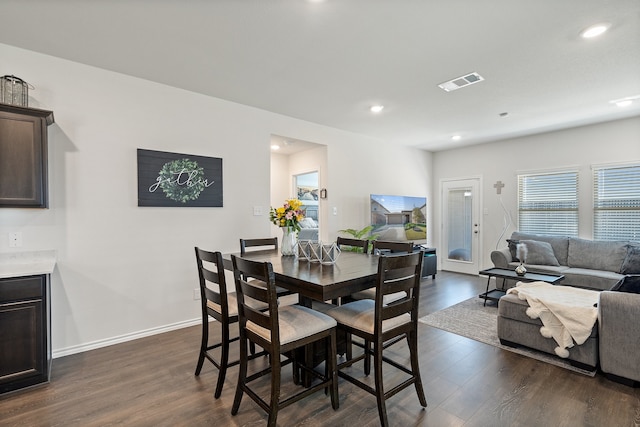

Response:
(336, 236), (369, 254)
(350, 240), (415, 303)
(326, 252), (427, 427)
(239, 237), (297, 303)
(372, 240), (414, 255)
(230, 255), (339, 426)
(239, 237), (278, 255)
(193, 247), (266, 398)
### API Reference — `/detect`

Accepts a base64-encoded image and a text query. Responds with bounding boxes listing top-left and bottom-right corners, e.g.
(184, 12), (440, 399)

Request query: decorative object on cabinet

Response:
(0, 75), (33, 107)
(137, 149), (223, 207)
(0, 104), (54, 208)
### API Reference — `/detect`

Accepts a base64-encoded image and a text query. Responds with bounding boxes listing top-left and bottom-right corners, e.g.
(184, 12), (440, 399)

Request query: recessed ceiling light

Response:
(451, 135), (461, 141)
(370, 105), (384, 113)
(271, 144), (280, 150)
(581, 23), (610, 39)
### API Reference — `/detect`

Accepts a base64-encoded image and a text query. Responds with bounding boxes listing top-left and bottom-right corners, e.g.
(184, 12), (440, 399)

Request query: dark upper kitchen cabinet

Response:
(0, 104), (54, 208)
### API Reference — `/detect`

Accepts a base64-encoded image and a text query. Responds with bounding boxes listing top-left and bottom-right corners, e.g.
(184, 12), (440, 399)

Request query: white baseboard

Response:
(52, 317), (201, 359)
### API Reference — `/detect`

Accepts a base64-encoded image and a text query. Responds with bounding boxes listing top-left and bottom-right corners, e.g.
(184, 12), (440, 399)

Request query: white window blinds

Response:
(593, 164), (640, 242)
(518, 171), (579, 236)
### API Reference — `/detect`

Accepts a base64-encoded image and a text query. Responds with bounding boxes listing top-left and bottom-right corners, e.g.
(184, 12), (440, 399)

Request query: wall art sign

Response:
(137, 148), (223, 207)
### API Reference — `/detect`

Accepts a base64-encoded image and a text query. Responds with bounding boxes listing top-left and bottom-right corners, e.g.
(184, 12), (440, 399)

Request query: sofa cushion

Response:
(620, 245), (640, 274)
(511, 232), (569, 266)
(567, 237), (628, 272)
(521, 240), (560, 266)
(610, 275), (640, 294)
(561, 268), (625, 291)
(498, 293), (598, 339)
(507, 239), (521, 261)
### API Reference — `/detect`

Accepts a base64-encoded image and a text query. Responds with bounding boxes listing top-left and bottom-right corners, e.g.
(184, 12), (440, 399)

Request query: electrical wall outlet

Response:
(9, 232), (23, 248)
(253, 206), (263, 216)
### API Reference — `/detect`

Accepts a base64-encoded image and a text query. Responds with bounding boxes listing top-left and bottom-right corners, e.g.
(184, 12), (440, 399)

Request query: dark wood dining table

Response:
(222, 249), (381, 386)
(221, 250), (380, 305)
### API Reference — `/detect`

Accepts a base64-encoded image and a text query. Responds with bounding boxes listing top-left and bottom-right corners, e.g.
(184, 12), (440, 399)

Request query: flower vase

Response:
(515, 262), (527, 276)
(281, 227), (297, 256)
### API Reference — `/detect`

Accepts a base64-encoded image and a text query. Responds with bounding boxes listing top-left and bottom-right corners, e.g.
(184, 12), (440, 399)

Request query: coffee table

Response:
(478, 267), (565, 306)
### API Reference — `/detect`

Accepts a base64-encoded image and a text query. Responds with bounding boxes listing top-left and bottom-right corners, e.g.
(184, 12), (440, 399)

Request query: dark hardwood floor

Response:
(2, 271), (639, 426)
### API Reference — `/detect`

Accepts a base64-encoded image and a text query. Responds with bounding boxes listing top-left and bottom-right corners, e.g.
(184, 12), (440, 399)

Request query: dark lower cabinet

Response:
(0, 275), (51, 394)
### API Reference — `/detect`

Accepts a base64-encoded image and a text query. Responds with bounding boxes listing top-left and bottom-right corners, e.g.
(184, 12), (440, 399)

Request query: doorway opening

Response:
(295, 171), (319, 241)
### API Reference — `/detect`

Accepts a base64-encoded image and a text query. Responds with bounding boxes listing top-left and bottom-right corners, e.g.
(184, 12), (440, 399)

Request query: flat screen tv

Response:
(370, 194), (427, 242)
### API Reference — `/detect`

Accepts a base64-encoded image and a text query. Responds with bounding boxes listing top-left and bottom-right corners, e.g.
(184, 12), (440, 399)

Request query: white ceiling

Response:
(1, 0), (639, 152)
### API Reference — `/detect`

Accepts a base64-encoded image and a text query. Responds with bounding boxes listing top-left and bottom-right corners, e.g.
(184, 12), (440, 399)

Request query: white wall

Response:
(0, 43), (432, 356)
(433, 116), (640, 270)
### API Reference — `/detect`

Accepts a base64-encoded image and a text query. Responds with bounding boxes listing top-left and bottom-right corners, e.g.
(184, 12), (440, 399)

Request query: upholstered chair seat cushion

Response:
(207, 292), (268, 317)
(327, 300), (411, 334)
(247, 305), (336, 345)
(350, 288), (405, 305)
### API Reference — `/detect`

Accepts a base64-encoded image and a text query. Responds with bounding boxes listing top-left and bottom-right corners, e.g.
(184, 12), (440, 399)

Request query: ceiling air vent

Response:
(438, 72), (485, 92)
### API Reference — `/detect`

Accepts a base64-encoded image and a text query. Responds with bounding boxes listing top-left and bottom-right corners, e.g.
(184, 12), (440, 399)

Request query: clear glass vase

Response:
(281, 227), (297, 256)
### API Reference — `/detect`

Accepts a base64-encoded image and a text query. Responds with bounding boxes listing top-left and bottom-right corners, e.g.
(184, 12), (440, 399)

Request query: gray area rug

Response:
(419, 297), (596, 377)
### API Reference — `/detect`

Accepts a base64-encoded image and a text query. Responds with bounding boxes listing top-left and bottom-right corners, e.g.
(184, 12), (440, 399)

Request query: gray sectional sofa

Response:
(490, 231), (629, 290)
(490, 232), (640, 383)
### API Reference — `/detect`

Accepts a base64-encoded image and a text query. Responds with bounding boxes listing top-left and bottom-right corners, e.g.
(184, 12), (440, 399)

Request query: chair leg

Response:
(329, 331), (339, 410)
(408, 331), (427, 407)
(194, 316), (208, 376)
(291, 349), (301, 385)
(267, 354), (282, 427)
(231, 336), (248, 416)
(373, 340), (389, 427)
(214, 321), (230, 399)
(364, 339), (371, 376)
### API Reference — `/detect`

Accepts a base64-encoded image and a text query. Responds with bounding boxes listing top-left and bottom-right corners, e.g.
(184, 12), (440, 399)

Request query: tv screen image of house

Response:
(370, 194), (427, 242)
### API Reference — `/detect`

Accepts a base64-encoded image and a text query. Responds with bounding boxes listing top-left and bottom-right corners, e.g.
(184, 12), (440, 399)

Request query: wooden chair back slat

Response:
(374, 252), (422, 329)
(195, 247), (229, 316)
(232, 255), (280, 345)
(373, 240), (414, 254)
(240, 237), (278, 255)
(336, 236), (369, 254)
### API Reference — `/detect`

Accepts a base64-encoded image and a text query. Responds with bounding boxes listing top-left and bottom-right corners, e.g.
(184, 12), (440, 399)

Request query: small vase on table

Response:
(281, 227), (298, 256)
(515, 243), (528, 276)
(515, 262), (527, 276)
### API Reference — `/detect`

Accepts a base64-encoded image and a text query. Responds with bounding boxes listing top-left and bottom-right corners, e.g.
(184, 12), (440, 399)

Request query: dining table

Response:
(222, 249), (381, 386)
(221, 249), (381, 306)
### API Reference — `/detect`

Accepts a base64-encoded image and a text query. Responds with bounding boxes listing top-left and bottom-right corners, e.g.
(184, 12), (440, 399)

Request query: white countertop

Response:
(0, 250), (57, 279)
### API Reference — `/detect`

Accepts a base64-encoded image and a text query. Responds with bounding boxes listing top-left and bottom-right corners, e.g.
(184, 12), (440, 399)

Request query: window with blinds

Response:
(517, 171), (579, 236)
(593, 164), (640, 241)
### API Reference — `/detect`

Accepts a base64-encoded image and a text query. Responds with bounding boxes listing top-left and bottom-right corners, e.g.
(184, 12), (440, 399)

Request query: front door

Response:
(441, 178), (481, 275)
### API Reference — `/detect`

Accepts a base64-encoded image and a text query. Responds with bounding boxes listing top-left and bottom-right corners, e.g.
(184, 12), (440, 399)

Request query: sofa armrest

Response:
(599, 291), (640, 383)
(491, 247), (512, 268)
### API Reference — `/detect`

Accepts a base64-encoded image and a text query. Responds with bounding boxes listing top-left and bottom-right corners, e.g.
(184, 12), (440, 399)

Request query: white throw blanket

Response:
(506, 281), (599, 358)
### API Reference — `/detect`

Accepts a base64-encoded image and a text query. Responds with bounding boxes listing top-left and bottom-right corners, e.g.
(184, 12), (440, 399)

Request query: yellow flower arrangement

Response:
(269, 199), (305, 232)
